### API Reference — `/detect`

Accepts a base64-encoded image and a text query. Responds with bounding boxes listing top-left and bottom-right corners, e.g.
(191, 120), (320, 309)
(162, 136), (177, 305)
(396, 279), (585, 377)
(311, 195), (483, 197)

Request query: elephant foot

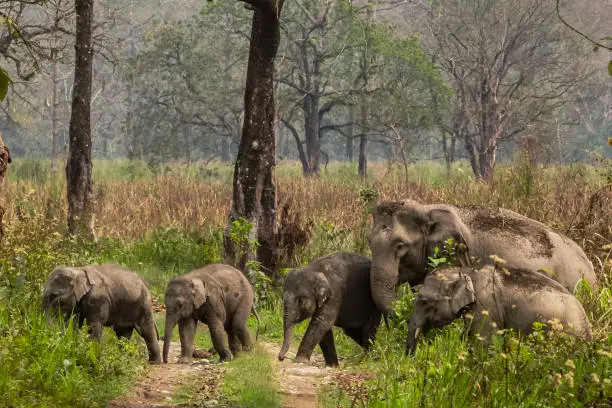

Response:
(219, 352), (234, 362)
(178, 356), (193, 364)
(149, 359), (163, 365)
(295, 355), (310, 364)
(325, 360), (339, 368)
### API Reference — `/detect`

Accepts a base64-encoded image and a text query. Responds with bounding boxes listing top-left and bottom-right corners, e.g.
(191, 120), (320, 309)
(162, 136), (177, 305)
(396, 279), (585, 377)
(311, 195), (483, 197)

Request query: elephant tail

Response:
(251, 306), (261, 341)
(154, 321), (160, 340)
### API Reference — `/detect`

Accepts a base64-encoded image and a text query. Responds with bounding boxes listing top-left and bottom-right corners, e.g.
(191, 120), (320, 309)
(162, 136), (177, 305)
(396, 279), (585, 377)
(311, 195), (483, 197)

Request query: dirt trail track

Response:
(262, 342), (334, 408)
(107, 341), (220, 408)
(107, 340), (334, 408)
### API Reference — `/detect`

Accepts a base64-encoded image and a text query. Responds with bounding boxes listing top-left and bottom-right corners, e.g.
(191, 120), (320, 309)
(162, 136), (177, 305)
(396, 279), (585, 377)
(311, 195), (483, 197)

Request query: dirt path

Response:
(107, 339), (337, 408)
(261, 342), (334, 408)
(107, 341), (222, 408)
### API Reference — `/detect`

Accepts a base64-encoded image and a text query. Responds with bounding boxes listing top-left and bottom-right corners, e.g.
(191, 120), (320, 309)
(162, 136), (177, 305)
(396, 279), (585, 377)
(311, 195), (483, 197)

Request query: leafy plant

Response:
(427, 238), (460, 270)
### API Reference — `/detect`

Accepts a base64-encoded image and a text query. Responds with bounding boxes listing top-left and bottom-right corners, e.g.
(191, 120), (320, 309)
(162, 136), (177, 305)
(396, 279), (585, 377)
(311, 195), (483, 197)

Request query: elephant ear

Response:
(450, 271), (476, 316)
(315, 273), (333, 309)
(73, 269), (94, 302)
(191, 279), (207, 309)
(426, 207), (472, 267)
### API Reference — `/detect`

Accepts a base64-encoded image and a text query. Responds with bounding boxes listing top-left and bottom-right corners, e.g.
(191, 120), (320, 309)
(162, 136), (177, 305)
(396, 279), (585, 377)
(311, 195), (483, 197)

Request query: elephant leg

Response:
(341, 327), (364, 347)
(228, 328), (242, 357)
(178, 318), (197, 364)
(318, 329), (339, 367)
(208, 320), (233, 362)
(114, 327), (134, 339)
(136, 316), (162, 364)
(361, 314), (382, 350)
(295, 314), (333, 364)
(231, 313), (253, 352)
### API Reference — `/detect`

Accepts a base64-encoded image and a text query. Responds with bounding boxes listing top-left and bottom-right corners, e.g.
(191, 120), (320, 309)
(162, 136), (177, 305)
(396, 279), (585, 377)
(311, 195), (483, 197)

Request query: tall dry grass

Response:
(2, 159), (607, 238)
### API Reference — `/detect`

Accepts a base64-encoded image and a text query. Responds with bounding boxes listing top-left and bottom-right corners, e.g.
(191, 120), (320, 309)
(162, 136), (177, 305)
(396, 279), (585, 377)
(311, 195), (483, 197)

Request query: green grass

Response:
(319, 286), (612, 408)
(1, 157), (610, 407)
(221, 345), (282, 408)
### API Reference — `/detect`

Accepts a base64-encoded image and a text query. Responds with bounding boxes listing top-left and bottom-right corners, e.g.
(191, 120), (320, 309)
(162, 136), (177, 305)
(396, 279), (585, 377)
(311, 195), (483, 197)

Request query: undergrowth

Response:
(221, 345), (281, 408)
(0, 158), (610, 407)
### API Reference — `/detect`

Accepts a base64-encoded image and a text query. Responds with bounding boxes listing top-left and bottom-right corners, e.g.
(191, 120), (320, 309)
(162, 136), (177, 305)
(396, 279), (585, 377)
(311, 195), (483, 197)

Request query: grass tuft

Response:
(221, 345), (282, 408)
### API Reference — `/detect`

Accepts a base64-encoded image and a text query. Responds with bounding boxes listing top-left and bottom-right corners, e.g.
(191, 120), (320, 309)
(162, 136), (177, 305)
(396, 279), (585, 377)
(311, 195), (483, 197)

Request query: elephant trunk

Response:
(370, 258), (400, 314)
(163, 316), (177, 363)
(278, 323), (293, 361)
(406, 314), (426, 354)
(279, 308), (296, 361)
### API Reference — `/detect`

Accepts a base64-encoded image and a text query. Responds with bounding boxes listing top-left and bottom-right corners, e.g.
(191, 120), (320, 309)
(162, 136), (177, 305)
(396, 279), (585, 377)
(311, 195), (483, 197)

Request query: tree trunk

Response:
(464, 138), (481, 180)
(221, 135), (231, 162)
(345, 137), (353, 161)
(51, 58), (60, 173)
(282, 119), (308, 174)
(224, 2), (283, 283)
(303, 94), (320, 176)
(358, 96), (368, 179)
(0, 135), (10, 243)
(66, 0), (95, 239)
(345, 105), (354, 161)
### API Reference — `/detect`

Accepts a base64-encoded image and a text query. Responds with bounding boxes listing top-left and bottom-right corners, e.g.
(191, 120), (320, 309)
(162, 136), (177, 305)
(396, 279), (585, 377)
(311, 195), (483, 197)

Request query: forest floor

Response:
(106, 341), (222, 408)
(106, 340), (335, 408)
(262, 341), (334, 408)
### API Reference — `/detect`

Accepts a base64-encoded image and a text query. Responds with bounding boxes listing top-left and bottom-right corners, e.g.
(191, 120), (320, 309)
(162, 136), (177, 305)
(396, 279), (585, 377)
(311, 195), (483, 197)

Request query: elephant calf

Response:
(406, 265), (592, 354)
(278, 252), (382, 367)
(163, 264), (258, 363)
(42, 264), (161, 364)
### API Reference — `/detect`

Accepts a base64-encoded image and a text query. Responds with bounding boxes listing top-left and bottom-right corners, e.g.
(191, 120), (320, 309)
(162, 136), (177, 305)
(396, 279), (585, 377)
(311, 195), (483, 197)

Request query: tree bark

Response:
(51, 58), (60, 173)
(281, 119), (309, 174)
(303, 94), (320, 176)
(221, 135), (231, 162)
(345, 105), (354, 161)
(0, 135), (10, 243)
(224, 1), (283, 283)
(358, 96), (368, 179)
(66, 0), (95, 239)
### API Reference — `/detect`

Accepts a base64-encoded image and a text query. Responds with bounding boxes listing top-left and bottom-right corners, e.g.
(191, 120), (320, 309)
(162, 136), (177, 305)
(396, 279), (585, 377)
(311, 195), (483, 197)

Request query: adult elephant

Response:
(369, 200), (597, 314)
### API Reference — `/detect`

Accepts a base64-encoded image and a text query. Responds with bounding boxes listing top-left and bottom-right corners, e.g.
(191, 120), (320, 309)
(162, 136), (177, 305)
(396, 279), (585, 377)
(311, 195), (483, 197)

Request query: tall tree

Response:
(278, 0), (369, 176)
(224, 0), (284, 282)
(66, 0), (95, 238)
(421, 0), (586, 181)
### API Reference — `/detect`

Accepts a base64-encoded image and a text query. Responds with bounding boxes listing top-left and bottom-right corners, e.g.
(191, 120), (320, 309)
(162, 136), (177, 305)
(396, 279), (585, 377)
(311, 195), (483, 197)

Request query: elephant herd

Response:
(42, 200), (596, 368)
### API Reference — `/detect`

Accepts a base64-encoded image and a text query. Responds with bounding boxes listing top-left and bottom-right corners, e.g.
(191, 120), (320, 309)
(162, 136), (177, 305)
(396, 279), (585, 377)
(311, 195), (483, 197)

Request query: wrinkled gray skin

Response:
(42, 264), (161, 364)
(369, 200), (597, 314)
(163, 264), (257, 364)
(278, 252), (382, 367)
(406, 265), (592, 353)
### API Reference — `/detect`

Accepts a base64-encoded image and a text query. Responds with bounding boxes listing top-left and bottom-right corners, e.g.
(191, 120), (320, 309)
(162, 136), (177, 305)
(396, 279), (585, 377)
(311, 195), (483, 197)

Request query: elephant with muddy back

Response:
(406, 265), (592, 354)
(278, 252), (382, 367)
(368, 200), (597, 315)
(42, 264), (161, 364)
(163, 264), (259, 363)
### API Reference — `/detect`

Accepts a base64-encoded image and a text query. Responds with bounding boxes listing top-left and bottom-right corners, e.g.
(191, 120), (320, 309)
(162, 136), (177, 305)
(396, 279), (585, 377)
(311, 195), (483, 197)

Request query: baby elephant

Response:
(406, 265), (592, 353)
(42, 264), (161, 364)
(163, 264), (257, 363)
(279, 252), (382, 367)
